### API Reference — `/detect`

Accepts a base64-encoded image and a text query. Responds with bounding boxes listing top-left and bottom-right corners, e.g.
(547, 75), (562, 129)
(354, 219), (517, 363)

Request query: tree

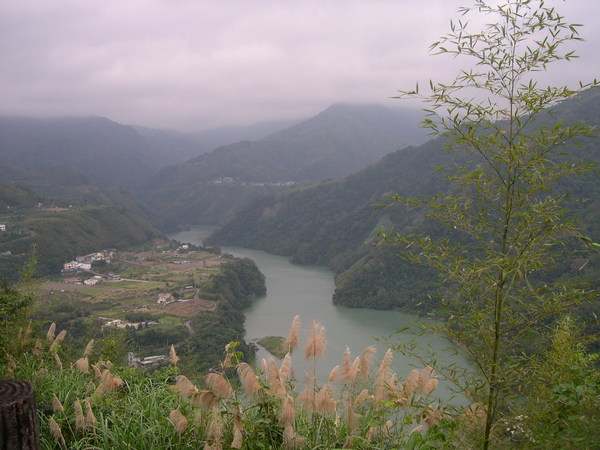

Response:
(388, 0), (598, 447)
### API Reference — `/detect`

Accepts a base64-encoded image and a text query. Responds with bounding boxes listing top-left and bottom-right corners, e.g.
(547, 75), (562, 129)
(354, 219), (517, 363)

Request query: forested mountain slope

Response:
(210, 89), (600, 311)
(0, 116), (202, 188)
(139, 104), (427, 227)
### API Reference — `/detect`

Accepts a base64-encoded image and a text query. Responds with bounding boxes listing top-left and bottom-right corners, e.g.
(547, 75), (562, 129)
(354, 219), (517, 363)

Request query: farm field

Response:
(32, 244), (227, 354)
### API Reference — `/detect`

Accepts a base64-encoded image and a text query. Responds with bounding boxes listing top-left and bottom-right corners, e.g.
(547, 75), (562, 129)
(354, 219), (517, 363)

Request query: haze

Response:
(2, 0), (599, 132)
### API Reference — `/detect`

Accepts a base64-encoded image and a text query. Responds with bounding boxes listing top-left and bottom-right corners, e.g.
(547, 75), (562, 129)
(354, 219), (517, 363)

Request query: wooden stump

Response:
(0, 380), (39, 450)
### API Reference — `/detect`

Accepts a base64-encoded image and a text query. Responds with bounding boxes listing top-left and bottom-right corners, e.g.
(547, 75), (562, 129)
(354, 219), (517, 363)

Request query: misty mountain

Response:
(140, 103), (427, 226)
(209, 89), (600, 311)
(0, 116), (203, 188)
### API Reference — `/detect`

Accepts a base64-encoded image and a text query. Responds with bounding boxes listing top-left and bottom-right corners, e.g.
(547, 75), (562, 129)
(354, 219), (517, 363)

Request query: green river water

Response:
(170, 227), (471, 403)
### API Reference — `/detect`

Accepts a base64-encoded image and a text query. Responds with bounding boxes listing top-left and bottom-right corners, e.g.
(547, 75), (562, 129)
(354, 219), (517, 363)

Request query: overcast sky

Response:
(1, 0), (599, 132)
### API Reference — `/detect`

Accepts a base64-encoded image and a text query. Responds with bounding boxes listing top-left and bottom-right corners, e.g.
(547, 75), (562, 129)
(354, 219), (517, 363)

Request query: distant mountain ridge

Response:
(209, 89), (600, 311)
(0, 115), (204, 188)
(140, 103), (427, 226)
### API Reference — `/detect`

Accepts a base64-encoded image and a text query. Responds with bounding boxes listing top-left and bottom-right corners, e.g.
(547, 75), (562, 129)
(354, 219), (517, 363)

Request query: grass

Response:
(4, 319), (454, 450)
(258, 336), (287, 359)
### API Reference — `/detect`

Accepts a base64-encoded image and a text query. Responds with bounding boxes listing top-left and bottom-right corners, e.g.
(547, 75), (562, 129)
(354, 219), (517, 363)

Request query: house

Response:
(157, 293), (174, 305)
(64, 277), (80, 284)
(84, 276), (102, 286)
(0, 224), (5, 232)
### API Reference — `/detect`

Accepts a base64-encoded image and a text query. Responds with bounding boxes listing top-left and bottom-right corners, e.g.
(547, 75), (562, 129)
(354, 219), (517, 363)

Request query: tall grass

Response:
(3, 319), (470, 449)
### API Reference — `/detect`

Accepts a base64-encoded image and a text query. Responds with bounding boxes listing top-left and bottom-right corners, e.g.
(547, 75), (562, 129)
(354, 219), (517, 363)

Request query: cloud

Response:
(1, 0), (598, 131)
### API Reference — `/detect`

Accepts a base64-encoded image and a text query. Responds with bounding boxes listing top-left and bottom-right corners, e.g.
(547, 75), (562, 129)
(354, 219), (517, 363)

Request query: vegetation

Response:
(387, 0), (599, 447)
(3, 317), (451, 449)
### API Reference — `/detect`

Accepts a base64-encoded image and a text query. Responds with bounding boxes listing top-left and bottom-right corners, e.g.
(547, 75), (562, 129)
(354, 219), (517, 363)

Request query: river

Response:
(169, 226), (470, 403)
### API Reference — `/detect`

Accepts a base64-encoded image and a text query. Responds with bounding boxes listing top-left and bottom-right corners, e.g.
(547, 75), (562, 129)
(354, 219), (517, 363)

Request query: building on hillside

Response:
(157, 293), (174, 305)
(0, 224), (5, 231)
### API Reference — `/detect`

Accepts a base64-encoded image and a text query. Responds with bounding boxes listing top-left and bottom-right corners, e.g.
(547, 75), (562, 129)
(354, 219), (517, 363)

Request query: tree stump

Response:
(0, 380), (39, 449)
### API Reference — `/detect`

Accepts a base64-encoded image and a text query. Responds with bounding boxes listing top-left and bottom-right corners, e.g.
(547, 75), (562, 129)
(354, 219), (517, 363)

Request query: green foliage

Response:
(0, 205), (164, 279)
(388, 0), (599, 447)
(521, 316), (600, 447)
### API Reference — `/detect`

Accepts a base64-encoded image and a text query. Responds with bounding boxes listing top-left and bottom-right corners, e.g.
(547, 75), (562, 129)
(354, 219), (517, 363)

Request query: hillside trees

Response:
(386, 0), (598, 447)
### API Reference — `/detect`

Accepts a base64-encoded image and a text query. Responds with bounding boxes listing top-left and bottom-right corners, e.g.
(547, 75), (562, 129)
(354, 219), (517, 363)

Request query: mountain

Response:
(209, 89), (600, 311)
(140, 103), (428, 227)
(0, 116), (204, 188)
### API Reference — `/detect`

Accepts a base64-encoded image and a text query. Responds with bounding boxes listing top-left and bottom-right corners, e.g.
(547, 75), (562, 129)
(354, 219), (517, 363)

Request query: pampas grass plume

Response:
(83, 339), (94, 357)
(315, 384), (336, 415)
(84, 397), (97, 429)
(52, 395), (64, 413)
(171, 375), (197, 399)
(279, 352), (293, 382)
(191, 390), (219, 410)
(206, 372), (233, 399)
(46, 322), (56, 342)
(359, 346), (376, 380)
(304, 320), (326, 360)
(73, 399), (86, 432)
(231, 414), (244, 449)
(75, 356), (89, 374)
(169, 344), (179, 366)
(49, 330), (67, 353)
(279, 395), (296, 425)
(169, 410), (188, 434)
(54, 353), (63, 370)
(236, 362), (261, 397)
(285, 315), (301, 353)
(48, 416), (67, 449)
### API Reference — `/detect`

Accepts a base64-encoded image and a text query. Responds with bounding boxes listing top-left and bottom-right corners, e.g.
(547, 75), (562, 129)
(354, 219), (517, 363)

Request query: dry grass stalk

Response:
(315, 384), (336, 415)
(49, 330), (67, 353)
(354, 389), (371, 405)
(75, 356), (89, 374)
(279, 395), (296, 425)
(231, 414), (244, 449)
(169, 344), (179, 366)
(91, 364), (102, 380)
(283, 424), (306, 450)
(297, 373), (315, 411)
(46, 322), (56, 342)
(54, 353), (63, 370)
(207, 410), (224, 442)
(73, 400), (86, 432)
(359, 346), (376, 380)
(304, 320), (326, 360)
(376, 349), (393, 380)
(279, 352), (293, 383)
(206, 372), (233, 399)
(169, 409), (189, 434)
(84, 397), (97, 430)
(344, 392), (359, 434)
(265, 358), (285, 397)
(52, 395), (64, 413)
(95, 369), (123, 394)
(33, 339), (43, 357)
(6, 354), (16, 376)
(348, 357), (361, 385)
(83, 339), (94, 357)
(340, 347), (352, 383)
(236, 363), (261, 398)
(403, 369), (420, 399)
(220, 351), (233, 369)
(171, 375), (197, 400)
(48, 416), (67, 449)
(190, 390), (219, 410)
(328, 365), (339, 382)
(285, 315), (301, 353)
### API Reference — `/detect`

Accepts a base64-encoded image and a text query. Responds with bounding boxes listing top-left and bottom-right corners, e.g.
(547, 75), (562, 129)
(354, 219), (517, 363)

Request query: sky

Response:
(1, 0), (599, 132)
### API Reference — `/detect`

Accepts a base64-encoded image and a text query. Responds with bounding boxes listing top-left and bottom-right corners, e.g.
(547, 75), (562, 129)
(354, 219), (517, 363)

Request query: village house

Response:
(157, 293), (175, 305)
(0, 224), (6, 231)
